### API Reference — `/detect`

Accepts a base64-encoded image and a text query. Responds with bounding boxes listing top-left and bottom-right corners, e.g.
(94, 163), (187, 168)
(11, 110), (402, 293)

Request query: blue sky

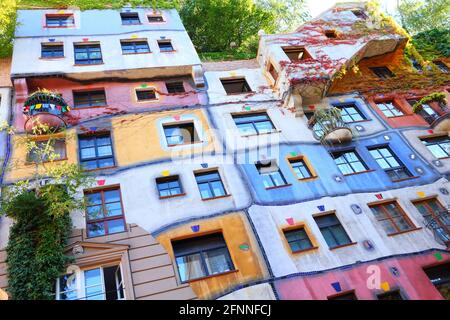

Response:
(307, 0), (399, 18)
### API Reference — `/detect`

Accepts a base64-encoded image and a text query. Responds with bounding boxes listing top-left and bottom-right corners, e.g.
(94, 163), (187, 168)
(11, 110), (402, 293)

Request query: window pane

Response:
(107, 219), (126, 234)
(321, 228), (338, 248)
(87, 222), (105, 237)
(105, 202), (122, 217)
(87, 205), (103, 220)
(210, 180), (226, 197)
(80, 147), (96, 159)
(97, 157), (115, 168)
(236, 123), (257, 135)
(176, 254), (205, 282)
(198, 183), (213, 199)
(104, 190), (120, 203)
(203, 247), (233, 275)
(330, 225), (351, 245)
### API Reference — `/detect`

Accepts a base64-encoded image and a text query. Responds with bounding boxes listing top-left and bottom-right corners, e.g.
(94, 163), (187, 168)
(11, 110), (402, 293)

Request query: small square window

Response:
(136, 88), (157, 101)
(434, 61), (450, 73)
(194, 170), (227, 200)
(121, 40), (150, 54)
(421, 135), (450, 159)
(282, 47), (311, 61)
(283, 227), (314, 252)
(74, 43), (103, 65)
(351, 9), (368, 19)
(41, 44), (64, 58)
(166, 82), (186, 93)
(73, 90), (107, 108)
(232, 112), (276, 136)
(158, 40), (174, 52)
(324, 30), (337, 38)
(336, 103), (366, 123)
(288, 157), (314, 180)
(156, 175), (184, 198)
(78, 133), (115, 170)
(148, 15), (164, 23)
(220, 78), (252, 95)
(27, 139), (67, 163)
(120, 12), (140, 25)
(370, 66), (395, 79)
(255, 160), (288, 189)
(314, 213), (352, 248)
(163, 122), (200, 146)
(268, 62), (279, 81)
(46, 14), (74, 27)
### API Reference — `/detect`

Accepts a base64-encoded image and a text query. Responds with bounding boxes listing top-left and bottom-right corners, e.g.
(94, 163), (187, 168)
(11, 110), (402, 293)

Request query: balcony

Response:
(308, 108), (353, 144)
(420, 105), (450, 132)
(23, 90), (70, 133)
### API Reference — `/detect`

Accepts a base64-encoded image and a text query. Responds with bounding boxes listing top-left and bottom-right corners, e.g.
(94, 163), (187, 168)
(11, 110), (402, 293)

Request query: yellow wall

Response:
(156, 212), (269, 299)
(6, 109), (218, 182)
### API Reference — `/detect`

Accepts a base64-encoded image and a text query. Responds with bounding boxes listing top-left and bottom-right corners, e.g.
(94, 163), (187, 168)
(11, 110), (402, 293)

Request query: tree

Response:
(0, 0), (17, 58)
(179, 0), (277, 53)
(397, 0), (450, 35)
(255, 0), (310, 33)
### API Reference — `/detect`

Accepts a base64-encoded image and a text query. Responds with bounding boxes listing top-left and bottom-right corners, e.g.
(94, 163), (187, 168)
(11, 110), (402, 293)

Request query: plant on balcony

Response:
(23, 89), (70, 116)
(308, 107), (352, 145)
(0, 122), (93, 300)
(412, 92), (448, 113)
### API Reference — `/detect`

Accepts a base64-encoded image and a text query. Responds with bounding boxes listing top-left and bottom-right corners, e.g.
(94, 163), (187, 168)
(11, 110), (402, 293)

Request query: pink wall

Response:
(13, 77), (206, 131)
(275, 250), (449, 300)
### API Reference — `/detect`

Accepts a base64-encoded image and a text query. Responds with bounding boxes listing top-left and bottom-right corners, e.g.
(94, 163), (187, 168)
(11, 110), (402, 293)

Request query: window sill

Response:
(185, 269), (239, 284)
(83, 165), (117, 172)
(391, 176), (420, 183)
(343, 169), (375, 177)
(122, 52), (152, 55)
(291, 246), (319, 254)
(122, 23), (143, 26)
(241, 130), (281, 138)
(347, 119), (371, 124)
(387, 227), (422, 237)
(45, 26), (75, 29)
(329, 242), (358, 251)
(226, 91), (256, 96)
(74, 63), (105, 66)
(40, 57), (65, 60)
(297, 176), (318, 182)
(265, 183), (292, 190)
(201, 194), (232, 201)
(159, 193), (186, 200)
(86, 229), (128, 239)
(167, 141), (204, 148)
(437, 156), (450, 160)
(160, 50), (177, 53)
(25, 158), (68, 166)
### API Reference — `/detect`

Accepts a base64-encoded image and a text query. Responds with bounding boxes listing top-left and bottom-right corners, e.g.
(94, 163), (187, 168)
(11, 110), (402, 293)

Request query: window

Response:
(283, 228), (314, 252)
(195, 170), (227, 200)
(369, 146), (412, 181)
(41, 44), (64, 58)
(410, 58), (423, 72)
(163, 122), (200, 146)
(424, 263), (450, 300)
(73, 90), (107, 108)
(288, 157), (314, 180)
(148, 15), (164, 22)
(120, 12), (140, 25)
(434, 61), (450, 73)
(324, 30), (337, 38)
(156, 176), (184, 198)
(46, 14), (74, 27)
(55, 265), (124, 300)
(421, 136), (450, 159)
(172, 233), (234, 282)
(136, 88), (157, 101)
(120, 40), (150, 54)
(328, 291), (358, 300)
(255, 160), (288, 189)
(413, 198), (450, 243)
(369, 201), (415, 235)
(220, 78), (252, 95)
(79, 134), (115, 170)
(282, 47), (311, 61)
(351, 9), (368, 19)
(376, 101), (404, 117)
(74, 44), (103, 65)
(84, 188), (126, 237)
(408, 99), (438, 123)
(166, 82), (185, 93)
(314, 214), (352, 249)
(232, 112), (276, 136)
(377, 290), (404, 300)
(370, 67), (395, 79)
(336, 103), (366, 123)
(158, 40), (174, 52)
(331, 150), (368, 175)
(268, 62), (279, 81)
(27, 139), (67, 163)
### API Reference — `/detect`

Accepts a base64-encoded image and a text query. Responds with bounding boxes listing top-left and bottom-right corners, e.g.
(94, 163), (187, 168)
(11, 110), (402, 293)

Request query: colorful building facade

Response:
(0, 2), (449, 300)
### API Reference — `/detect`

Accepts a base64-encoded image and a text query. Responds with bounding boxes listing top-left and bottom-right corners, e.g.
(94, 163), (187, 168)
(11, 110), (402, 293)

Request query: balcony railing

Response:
(308, 108), (353, 145)
(423, 210), (450, 245)
(23, 90), (70, 133)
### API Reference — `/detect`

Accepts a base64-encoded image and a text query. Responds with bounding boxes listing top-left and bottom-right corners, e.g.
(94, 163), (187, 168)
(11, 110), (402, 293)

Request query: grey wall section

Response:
(0, 223), (197, 300)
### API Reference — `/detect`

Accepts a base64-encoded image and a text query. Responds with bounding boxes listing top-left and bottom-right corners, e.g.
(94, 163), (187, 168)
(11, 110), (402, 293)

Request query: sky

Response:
(307, 0), (399, 18)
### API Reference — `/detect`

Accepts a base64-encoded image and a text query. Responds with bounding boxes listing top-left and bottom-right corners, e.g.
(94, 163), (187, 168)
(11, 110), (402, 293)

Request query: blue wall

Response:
(240, 132), (441, 205)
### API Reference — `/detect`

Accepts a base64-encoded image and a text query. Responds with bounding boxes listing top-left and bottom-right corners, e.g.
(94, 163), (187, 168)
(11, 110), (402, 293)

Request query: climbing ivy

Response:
(412, 92), (448, 113)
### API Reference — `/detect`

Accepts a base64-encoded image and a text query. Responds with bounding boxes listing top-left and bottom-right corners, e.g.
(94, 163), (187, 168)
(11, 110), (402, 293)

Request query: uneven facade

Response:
(0, 2), (449, 300)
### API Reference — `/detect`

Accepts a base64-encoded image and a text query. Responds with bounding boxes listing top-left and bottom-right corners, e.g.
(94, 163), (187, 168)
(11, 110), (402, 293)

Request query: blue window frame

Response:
(331, 150), (368, 175)
(289, 157), (314, 180)
(172, 233), (234, 282)
(120, 12), (140, 25)
(73, 90), (107, 108)
(421, 136), (450, 159)
(74, 44), (103, 65)
(195, 170), (227, 199)
(335, 103), (366, 123)
(158, 40), (174, 52)
(368, 146), (412, 181)
(232, 112), (276, 136)
(255, 160), (288, 188)
(314, 214), (352, 248)
(41, 44), (64, 58)
(79, 134), (115, 170)
(46, 14), (74, 27)
(121, 40), (150, 54)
